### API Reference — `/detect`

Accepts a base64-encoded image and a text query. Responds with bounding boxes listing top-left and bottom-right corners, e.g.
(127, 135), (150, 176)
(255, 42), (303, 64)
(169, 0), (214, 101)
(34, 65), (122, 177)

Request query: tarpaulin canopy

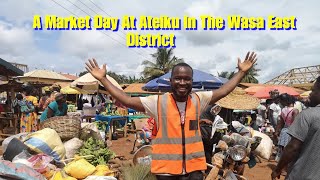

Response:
(71, 73), (122, 94)
(60, 85), (88, 94)
(142, 78), (171, 92)
(253, 85), (300, 99)
(156, 69), (228, 89)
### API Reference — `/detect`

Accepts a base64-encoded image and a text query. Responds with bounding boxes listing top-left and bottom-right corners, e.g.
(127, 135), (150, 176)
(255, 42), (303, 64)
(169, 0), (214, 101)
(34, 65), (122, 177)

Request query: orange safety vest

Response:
(151, 93), (206, 175)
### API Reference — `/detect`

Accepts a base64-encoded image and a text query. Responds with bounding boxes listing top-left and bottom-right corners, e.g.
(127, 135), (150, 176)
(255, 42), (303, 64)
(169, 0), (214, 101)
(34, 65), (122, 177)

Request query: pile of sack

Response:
(0, 126), (116, 180)
(232, 121), (274, 160)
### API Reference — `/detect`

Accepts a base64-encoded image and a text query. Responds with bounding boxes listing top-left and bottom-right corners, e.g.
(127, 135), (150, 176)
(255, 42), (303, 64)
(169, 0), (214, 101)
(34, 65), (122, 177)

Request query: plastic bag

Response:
(28, 154), (53, 173)
(136, 155), (152, 165)
(64, 138), (83, 159)
(2, 132), (29, 152)
(0, 160), (46, 180)
(80, 123), (104, 142)
(3, 138), (30, 161)
(24, 128), (66, 162)
(93, 165), (115, 177)
(64, 157), (96, 179)
(231, 121), (252, 137)
(211, 115), (228, 138)
(84, 176), (117, 180)
(12, 150), (33, 167)
(41, 164), (57, 179)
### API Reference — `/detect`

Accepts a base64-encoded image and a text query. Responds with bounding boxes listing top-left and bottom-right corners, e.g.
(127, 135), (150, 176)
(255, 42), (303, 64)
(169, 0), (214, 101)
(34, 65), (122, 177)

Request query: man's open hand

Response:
(238, 52), (257, 73)
(85, 58), (107, 81)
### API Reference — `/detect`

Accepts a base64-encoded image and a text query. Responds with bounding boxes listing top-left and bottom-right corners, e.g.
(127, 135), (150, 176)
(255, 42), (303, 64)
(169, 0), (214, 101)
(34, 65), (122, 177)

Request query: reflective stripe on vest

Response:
(152, 151), (205, 161)
(151, 93), (206, 174)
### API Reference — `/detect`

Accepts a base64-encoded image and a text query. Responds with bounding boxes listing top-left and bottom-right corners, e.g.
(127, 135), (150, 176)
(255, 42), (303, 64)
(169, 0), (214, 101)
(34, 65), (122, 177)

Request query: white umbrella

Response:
(71, 73), (122, 94)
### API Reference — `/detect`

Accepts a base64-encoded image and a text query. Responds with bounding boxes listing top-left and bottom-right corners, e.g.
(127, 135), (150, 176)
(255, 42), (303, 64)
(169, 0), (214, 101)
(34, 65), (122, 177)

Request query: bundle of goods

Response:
(231, 121), (273, 160)
(24, 128), (66, 163)
(40, 115), (81, 141)
(0, 126), (119, 180)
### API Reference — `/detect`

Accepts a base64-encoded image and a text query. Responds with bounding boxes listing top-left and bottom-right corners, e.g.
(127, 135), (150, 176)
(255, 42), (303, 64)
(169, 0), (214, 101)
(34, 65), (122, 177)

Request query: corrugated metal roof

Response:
(0, 58), (24, 76)
(124, 83), (157, 94)
(21, 70), (71, 81)
(60, 73), (78, 80)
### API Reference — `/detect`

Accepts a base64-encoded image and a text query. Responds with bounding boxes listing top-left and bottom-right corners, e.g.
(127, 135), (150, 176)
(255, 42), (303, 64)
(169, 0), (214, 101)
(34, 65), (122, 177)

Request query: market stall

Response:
(0, 58), (24, 138)
(70, 73), (122, 95)
(95, 113), (149, 141)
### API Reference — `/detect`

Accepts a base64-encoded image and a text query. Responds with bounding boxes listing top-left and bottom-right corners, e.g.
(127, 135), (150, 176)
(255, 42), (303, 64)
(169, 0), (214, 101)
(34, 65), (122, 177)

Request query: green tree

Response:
(78, 71), (88, 77)
(218, 71), (235, 80)
(241, 63), (260, 83)
(79, 70), (144, 84)
(142, 48), (184, 81)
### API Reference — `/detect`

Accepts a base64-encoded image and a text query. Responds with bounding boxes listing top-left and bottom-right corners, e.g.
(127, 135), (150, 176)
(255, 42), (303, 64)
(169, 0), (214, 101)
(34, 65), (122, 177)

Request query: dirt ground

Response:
(109, 134), (285, 180)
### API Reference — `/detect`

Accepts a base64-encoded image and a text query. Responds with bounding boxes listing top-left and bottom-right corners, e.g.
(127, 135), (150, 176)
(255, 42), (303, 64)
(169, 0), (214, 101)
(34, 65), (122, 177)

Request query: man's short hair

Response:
(171, 63), (193, 77)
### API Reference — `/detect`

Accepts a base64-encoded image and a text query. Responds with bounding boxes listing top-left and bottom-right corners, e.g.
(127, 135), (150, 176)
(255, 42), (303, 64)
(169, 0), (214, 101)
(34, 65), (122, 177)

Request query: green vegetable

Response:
(78, 137), (115, 166)
(94, 121), (108, 131)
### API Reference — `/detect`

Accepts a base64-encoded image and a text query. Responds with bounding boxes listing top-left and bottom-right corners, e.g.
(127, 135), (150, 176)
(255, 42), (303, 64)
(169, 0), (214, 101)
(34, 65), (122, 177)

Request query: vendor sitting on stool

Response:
(40, 93), (68, 122)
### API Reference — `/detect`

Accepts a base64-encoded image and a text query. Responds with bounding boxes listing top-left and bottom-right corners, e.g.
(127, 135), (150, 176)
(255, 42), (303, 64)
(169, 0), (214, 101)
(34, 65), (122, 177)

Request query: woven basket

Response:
(40, 115), (81, 141)
(216, 87), (260, 110)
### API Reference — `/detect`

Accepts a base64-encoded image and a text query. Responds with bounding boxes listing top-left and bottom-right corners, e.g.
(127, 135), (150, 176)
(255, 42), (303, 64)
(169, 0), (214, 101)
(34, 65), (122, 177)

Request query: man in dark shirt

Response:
(272, 76), (320, 180)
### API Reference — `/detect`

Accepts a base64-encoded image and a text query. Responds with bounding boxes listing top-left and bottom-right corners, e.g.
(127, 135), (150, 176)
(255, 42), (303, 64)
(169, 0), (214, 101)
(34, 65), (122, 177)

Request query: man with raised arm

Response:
(85, 51), (257, 180)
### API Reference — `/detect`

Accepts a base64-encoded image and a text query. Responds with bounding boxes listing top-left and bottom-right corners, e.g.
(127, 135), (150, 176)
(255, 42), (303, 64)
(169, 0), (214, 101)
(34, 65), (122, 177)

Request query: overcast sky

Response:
(0, 0), (319, 83)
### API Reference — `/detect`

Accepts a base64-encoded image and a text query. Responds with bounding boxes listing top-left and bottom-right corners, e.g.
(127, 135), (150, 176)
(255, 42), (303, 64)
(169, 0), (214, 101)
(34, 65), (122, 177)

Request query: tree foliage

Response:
(241, 63), (260, 83)
(78, 70), (144, 84)
(218, 71), (235, 80)
(142, 48), (184, 81)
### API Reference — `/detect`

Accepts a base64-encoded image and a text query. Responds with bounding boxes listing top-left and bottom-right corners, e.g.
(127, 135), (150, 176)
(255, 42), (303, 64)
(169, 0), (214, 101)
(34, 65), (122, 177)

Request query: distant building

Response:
(265, 65), (320, 90)
(9, 62), (29, 73)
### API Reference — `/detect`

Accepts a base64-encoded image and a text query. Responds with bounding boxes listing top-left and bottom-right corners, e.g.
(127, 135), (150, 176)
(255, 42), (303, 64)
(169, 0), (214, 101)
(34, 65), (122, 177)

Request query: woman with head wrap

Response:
(40, 93), (68, 122)
(42, 91), (58, 110)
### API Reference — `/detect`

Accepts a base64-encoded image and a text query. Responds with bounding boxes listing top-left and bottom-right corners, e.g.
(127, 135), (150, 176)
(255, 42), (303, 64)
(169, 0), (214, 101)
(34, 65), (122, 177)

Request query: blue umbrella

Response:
(142, 77), (171, 92)
(157, 69), (228, 89)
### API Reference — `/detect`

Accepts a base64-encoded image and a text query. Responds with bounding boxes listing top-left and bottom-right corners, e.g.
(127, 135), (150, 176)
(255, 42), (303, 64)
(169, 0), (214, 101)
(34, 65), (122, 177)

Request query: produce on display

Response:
(94, 121), (108, 132)
(79, 137), (115, 166)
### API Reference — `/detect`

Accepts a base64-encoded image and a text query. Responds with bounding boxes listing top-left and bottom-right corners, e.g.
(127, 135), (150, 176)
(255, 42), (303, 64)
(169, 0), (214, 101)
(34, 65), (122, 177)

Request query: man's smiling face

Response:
(170, 66), (193, 101)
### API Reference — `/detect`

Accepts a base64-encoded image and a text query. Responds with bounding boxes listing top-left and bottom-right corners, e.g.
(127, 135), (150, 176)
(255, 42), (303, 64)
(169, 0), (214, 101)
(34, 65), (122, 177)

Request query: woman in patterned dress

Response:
(19, 85), (39, 133)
